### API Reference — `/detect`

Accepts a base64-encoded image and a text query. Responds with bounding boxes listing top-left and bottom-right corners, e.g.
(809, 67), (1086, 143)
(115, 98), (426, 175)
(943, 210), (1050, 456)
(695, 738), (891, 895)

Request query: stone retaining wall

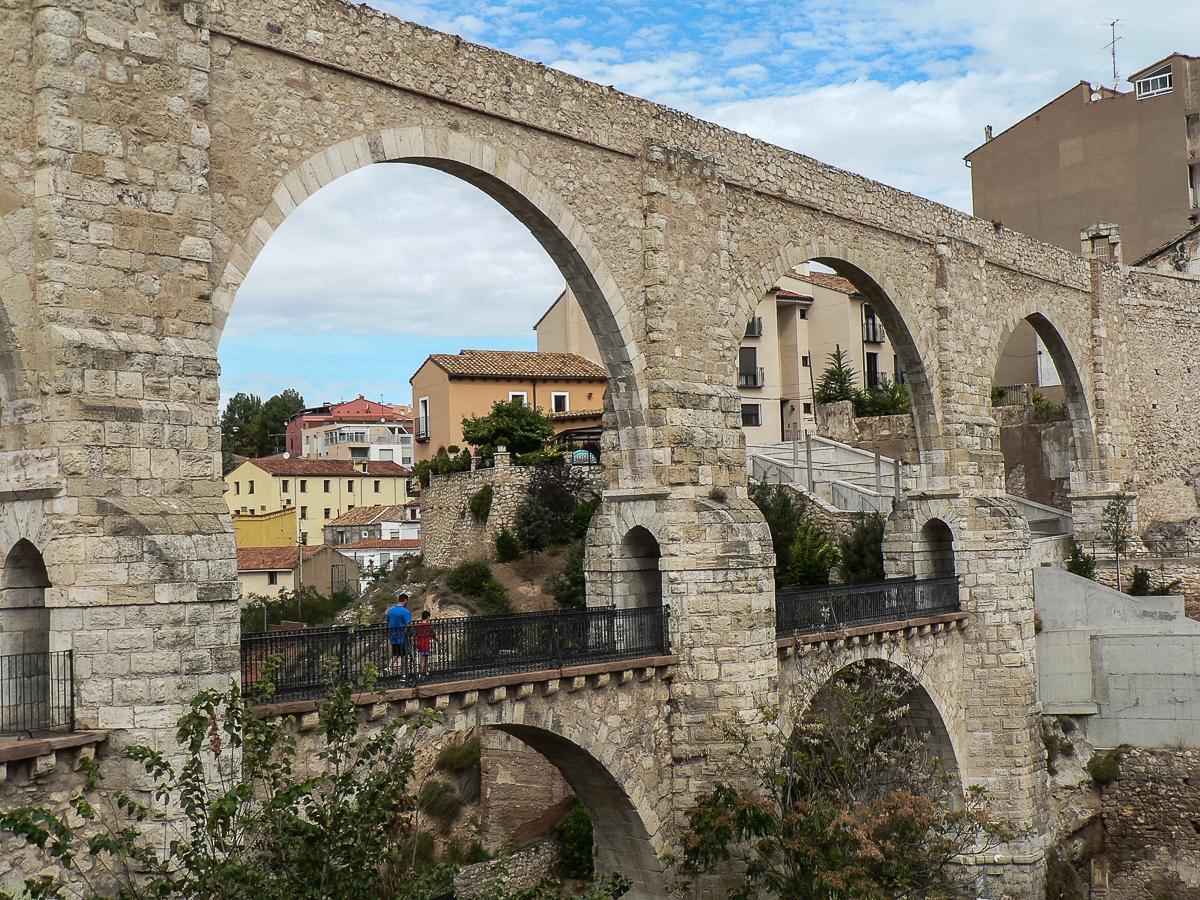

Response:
(419, 454), (603, 568)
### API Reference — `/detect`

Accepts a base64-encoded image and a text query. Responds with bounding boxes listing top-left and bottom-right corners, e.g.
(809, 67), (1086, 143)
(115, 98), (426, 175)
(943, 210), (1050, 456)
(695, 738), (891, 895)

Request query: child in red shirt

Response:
(414, 609), (435, 677)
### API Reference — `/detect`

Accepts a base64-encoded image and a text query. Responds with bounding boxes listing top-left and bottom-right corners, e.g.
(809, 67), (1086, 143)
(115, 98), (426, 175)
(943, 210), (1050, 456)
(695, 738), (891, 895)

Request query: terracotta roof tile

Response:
(337, 539), (421, 550)
(425, 350), (606, 380)
(550, 408), (604, 421)
(773, 288), (813, 301)
(249, 455), (410, 477)
(326, 504), (409, 526)
(783, 271), (860, 296)
(237, 546), (322, 571)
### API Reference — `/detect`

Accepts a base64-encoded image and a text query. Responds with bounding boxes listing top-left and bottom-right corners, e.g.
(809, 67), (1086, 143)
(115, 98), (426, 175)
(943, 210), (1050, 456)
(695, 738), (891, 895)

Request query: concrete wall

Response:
(1035, 567), (1200, 748)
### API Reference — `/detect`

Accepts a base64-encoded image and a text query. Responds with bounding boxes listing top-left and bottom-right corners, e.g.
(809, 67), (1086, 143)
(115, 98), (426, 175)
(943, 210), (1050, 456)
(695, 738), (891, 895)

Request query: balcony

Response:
(744, 316), (763, 338)
(862, 319), (884, 343)
(1, 650), (75, 735)
(738, 366), (766, 388)
(415, 416), (429, 442)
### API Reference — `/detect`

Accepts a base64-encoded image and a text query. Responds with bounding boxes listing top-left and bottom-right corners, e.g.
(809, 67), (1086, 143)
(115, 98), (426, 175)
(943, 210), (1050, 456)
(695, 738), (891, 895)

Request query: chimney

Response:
(984, 124), (993, 141)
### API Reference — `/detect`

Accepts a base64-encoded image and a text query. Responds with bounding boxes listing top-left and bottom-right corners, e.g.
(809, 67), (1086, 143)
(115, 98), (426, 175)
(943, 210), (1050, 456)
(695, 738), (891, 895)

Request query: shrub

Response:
(708, 486), (728, 503)
(446, 559), (493, 597)
(418, 780), (463, 830)
(1128, 565), (1152, 596)
(1066, 545), (1097, 580)
(838, 513), (885, 584)
(749, 481), (807, 577)
(495, 527), (521, 562)
(478, 578), (513, 615)
(241, 586), (355, 634)
(469, 484), (494, 522)
(413, 447), (472, 488)
(781, 521), (840, 587)
(515, 464), (589, 552)
(436, 736), (481, 774)
(852, 377), (910, 417)
(1032, 390), (1068, 421)
(570, 493), (601, 540)
(559, 801), (594, 879)
(516, 446), (568, 466)
(461, 399), (555, 455)
(546, 543), (586, 610)
(1086, 747), (1127, 785)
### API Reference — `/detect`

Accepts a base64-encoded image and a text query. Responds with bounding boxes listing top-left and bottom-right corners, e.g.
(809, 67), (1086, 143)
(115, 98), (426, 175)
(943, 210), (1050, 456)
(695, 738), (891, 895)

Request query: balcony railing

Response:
(242, 605), (670, 702)
(738, 366), (766, 388)
(775, 577), (960, 639)
(1, 650), (75, 736)
(415, 416), (429, 441)
(744, 316), (763, 338)
(862, 319), (884, 343)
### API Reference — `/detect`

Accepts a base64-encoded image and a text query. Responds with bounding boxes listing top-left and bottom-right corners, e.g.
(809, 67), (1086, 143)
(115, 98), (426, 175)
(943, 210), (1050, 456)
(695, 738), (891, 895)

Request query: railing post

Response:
(806, 432), (814, 492)
(874, 450), (882, 495)
(68, 650), (76, 733)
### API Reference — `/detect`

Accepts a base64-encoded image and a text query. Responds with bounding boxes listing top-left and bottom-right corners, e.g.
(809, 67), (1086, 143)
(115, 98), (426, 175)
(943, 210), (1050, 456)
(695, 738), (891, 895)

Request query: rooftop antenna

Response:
(1102, 19), (1123, 90)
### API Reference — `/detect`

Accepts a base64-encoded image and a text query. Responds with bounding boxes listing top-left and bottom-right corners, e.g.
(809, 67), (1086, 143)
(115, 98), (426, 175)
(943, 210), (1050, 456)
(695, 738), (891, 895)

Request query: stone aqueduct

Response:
(4, 0), (1200, 894)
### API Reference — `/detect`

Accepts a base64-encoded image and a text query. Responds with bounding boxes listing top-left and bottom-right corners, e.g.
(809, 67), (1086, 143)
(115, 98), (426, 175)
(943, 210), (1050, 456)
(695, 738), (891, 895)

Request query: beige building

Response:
(299, 419), (414, 466)
(236, 545), (359, 600)
(410, 350), (607, 461)
(232, 507), (296, 549)
(224, 455), (412, 547)
(966, 53), (1200, 262)
(537, 274), (900, 445)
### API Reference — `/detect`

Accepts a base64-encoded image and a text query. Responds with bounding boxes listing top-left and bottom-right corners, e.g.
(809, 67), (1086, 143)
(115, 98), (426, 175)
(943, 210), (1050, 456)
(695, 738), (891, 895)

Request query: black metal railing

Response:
(1, 650), (75, 736)
(415, 416), (429, 441)
(738, 366), (766, 388)
(744, 316), (763, 338)
(775, 577), (960, 638)
(242, 605), (670, 702)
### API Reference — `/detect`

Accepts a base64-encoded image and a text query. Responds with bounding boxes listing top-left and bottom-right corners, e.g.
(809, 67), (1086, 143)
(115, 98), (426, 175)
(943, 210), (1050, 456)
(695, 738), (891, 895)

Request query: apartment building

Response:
(323, 504), (420, 586)
(285, 395), (414, 466)
(536, 272), (899, 445)
(410, 350), (607, 461)
(966, 52), (1200, 262)
(224, 455), (412, 547)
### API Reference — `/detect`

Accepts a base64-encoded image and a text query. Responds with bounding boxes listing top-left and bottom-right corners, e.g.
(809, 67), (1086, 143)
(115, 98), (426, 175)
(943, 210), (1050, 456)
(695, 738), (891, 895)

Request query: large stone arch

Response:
(741, 240), (943, 462)
(211, 126), (643, 396)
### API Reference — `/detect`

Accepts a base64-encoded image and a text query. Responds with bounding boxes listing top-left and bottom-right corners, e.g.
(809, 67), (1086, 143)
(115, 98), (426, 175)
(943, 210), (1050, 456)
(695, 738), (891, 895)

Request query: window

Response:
(281, 479), (289, 492)
(862, 304), (883, 343)
(802, 402), (813, 415)
(895, 355), (905, 384)
(801, 355), (811, 367)
(417, 397), (429, 440)
(234, 481), (240, 495)
(865, 352), (880, 388)
(798, 309), (807, 320)
(373, 479), (381, 492)
(324, 507), (331, 519)
(509, 391), (527, 405)
(1190, 163), (1199, 209)
(1135, 64), (1173, 99)
(347, 480), (354, 492)
(362, 529), (370, 539)
(379, 449), (393, 461)
(738, 347), (762, 387)
(299, 479), (307, 492)
(300, 505), (308, 520)
(551, 392), (570, 413)
(741, 403), (761, 427)
(323, 479), (331, 492)
(248, 481), (254, 495)
(267, 572), (279, 586)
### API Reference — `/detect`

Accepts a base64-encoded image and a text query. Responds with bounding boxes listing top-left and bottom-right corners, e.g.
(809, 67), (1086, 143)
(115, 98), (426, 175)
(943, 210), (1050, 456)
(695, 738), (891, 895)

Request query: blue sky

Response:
(221, 1), (1199, 408)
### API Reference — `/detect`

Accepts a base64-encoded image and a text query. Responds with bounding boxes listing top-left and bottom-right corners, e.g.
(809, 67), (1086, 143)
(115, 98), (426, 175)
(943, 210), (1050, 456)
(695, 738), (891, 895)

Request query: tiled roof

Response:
(237, 545), (322, 571)
(783, 271), (860, 296)
(326, 504), (409, 526)
(773, 288), (814, 301)
(550, 408), (604, 421)
(424, 350), (606, 380)
(337, 539), (421, 550)
(249, 455), (410, 477)
(1132, 221), (1200, 267)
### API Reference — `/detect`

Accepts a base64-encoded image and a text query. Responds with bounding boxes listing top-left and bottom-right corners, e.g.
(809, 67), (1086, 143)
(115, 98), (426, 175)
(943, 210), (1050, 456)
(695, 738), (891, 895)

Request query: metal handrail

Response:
(0, 650), (75, 736)
(242, 605), (670, 702)
(775, 576), (960, 638)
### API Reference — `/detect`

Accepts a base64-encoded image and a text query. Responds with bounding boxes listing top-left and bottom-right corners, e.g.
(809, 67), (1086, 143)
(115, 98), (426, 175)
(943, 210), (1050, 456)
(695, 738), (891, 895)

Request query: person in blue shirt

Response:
(385, 592), (413, 677)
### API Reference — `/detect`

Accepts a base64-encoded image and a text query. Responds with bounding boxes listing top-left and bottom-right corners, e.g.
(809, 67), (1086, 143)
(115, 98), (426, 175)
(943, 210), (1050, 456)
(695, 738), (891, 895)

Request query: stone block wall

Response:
(1094, 557), (1200, 617)
(419, 455), (602, 568)
(480, 729), (573, 850)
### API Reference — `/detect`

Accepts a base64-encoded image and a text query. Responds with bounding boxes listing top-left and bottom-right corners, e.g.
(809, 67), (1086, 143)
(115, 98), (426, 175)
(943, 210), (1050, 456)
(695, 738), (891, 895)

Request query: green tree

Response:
(813, 347), (858, 405)
(781, 521), (840, 587)
(1066, 545), (1096, 580)
(257, 388), (306, 455)
(461, 400), (555, 456)
(1101, 492), (1134, 590)
(749, 482), (807, 577)
(838, 513), (886, 584)
(546, 543), (587, 610)
(852, 376), (910, 417)
(221, 391), (265, 458)
(676, 662), (1012, 899)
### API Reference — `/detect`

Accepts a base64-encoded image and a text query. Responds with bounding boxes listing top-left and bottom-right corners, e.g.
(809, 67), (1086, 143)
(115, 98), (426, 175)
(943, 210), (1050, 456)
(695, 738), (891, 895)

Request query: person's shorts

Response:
(390, 642), (407, 657)
(418, 650), (430, 658)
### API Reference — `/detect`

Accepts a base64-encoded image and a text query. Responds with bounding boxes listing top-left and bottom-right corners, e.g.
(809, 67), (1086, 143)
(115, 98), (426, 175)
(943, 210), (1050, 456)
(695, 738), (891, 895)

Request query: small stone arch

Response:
(918, 517), (957, 579)
(742, 241), (942, 462)
(615, 525), (663, 611)
(491, 723), (668, 898)
(1, 539), (53, 735)
(213, 126), (643, 398)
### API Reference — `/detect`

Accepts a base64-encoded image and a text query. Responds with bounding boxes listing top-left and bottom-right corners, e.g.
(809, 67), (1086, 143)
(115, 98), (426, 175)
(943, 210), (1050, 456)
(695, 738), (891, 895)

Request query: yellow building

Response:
(233, 507), (296, 549)
(224, 455), (411, 547)
(410, 350), (607, 462)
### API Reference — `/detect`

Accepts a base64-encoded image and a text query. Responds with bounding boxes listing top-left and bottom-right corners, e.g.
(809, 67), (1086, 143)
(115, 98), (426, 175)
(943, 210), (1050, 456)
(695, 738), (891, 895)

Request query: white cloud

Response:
(727, 62), (768, 82)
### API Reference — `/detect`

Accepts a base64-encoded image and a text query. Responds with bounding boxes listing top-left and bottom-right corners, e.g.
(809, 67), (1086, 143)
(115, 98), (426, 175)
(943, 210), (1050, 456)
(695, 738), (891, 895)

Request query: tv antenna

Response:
(1102, 19), (1123, 90)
